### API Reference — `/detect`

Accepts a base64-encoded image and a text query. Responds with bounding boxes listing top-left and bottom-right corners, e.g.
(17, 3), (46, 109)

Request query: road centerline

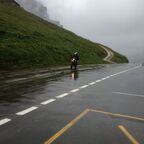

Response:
(95, 80), (102, 83)
(41, 99), (56, 105)
(89, 82), (96, 85)
(16, 106), (38, 116)
(70, 89), (79, 93)
(101, 78), (107, 80)
(80, 85), (89, 89)
(0, 118), (11, 126)
(56, 93), (69, 98)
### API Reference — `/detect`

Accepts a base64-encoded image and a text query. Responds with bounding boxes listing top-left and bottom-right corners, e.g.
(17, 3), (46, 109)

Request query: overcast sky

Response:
(17, 0), (144, 62)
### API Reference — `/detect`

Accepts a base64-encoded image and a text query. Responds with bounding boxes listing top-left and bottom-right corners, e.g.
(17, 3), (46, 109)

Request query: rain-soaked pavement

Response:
(0, 64), (144, 144)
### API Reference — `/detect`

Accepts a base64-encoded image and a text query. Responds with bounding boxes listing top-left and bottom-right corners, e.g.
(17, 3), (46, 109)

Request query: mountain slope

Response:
(0, 2), (128, 70)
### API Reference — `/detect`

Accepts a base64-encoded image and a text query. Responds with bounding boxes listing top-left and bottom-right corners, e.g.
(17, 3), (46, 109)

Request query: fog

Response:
(16, 0), (144, 63)
(15, 0), (50, 20)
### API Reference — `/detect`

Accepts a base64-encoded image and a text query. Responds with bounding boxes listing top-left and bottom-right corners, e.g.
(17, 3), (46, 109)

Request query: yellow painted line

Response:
(44, 108), (144, 144)
(118, 125), (140, 144)
(89, 109), (144, 122)
(44, 109), (90, 144)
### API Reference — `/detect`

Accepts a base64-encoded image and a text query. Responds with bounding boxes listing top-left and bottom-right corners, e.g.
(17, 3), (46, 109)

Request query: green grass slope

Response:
(0, 3), (128, 70)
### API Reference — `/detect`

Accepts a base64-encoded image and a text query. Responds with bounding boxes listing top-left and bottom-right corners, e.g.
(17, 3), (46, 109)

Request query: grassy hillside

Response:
(0, 3), (128, 70)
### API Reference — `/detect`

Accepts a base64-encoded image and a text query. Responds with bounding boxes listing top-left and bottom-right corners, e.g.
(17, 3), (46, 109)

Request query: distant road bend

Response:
(100, 45), (115, 63)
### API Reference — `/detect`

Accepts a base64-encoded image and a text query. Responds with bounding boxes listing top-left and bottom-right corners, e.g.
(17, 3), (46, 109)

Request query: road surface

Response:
(0, 64), (144, 144)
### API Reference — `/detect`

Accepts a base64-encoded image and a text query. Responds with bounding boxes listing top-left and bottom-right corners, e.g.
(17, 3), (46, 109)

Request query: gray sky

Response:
(17, 0), (144, 62)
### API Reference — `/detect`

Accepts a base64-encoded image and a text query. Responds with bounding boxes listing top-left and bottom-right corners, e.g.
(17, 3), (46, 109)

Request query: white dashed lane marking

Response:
(56, 93), (69, 98)
(41, 99), (56, 105)
(16, 106), (38, 116)
(95, 80), (101, 83)
(70, 89), (80, 93)
(89, 82), (96, 85)
(80, 85), (89, 89)
(101, 78), (106, 80)
(113, 92), (144, 98)
(0, 118), (11, 126)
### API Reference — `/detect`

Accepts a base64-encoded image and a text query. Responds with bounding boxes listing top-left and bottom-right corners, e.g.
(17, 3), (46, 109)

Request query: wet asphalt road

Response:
(0, 64), (144, 144)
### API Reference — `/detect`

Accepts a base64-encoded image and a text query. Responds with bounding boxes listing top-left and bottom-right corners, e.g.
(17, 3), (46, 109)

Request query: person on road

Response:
(73, 52), (80, 61)
(70, 52), (80, 70)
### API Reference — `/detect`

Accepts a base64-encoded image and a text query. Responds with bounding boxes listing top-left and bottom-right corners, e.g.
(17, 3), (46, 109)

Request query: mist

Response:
(15, 0), (50, 20)
(15, 0), (144, 63)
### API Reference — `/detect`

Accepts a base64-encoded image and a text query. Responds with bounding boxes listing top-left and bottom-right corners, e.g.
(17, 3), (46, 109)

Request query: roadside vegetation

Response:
(0, 3), (128, 70)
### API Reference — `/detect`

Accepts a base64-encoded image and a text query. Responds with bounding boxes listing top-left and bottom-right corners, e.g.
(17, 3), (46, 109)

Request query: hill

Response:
(0, 2), (128, 70)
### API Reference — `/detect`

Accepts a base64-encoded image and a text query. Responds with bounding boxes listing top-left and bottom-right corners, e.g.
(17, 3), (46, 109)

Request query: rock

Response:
(0, 0), (19, 6)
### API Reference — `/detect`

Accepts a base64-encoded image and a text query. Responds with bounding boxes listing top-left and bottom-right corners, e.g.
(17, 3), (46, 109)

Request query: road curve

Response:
(100, 45), (115, 63)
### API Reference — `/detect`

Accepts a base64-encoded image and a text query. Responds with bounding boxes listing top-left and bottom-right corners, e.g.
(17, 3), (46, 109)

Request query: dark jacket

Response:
(73, 53), (80, 61)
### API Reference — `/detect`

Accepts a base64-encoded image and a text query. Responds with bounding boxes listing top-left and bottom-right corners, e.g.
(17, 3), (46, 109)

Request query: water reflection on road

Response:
(0, 76), (61, 104)
(0, 70), (80, 105)
(70, 70), (79, 80)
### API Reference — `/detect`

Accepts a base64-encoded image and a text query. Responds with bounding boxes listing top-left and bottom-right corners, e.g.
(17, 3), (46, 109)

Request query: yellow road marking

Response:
(44, 109), (144, 144)
(44, 109), (90, 144)
(118, 125), (140, 144)
(89, 109), (144, 122)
